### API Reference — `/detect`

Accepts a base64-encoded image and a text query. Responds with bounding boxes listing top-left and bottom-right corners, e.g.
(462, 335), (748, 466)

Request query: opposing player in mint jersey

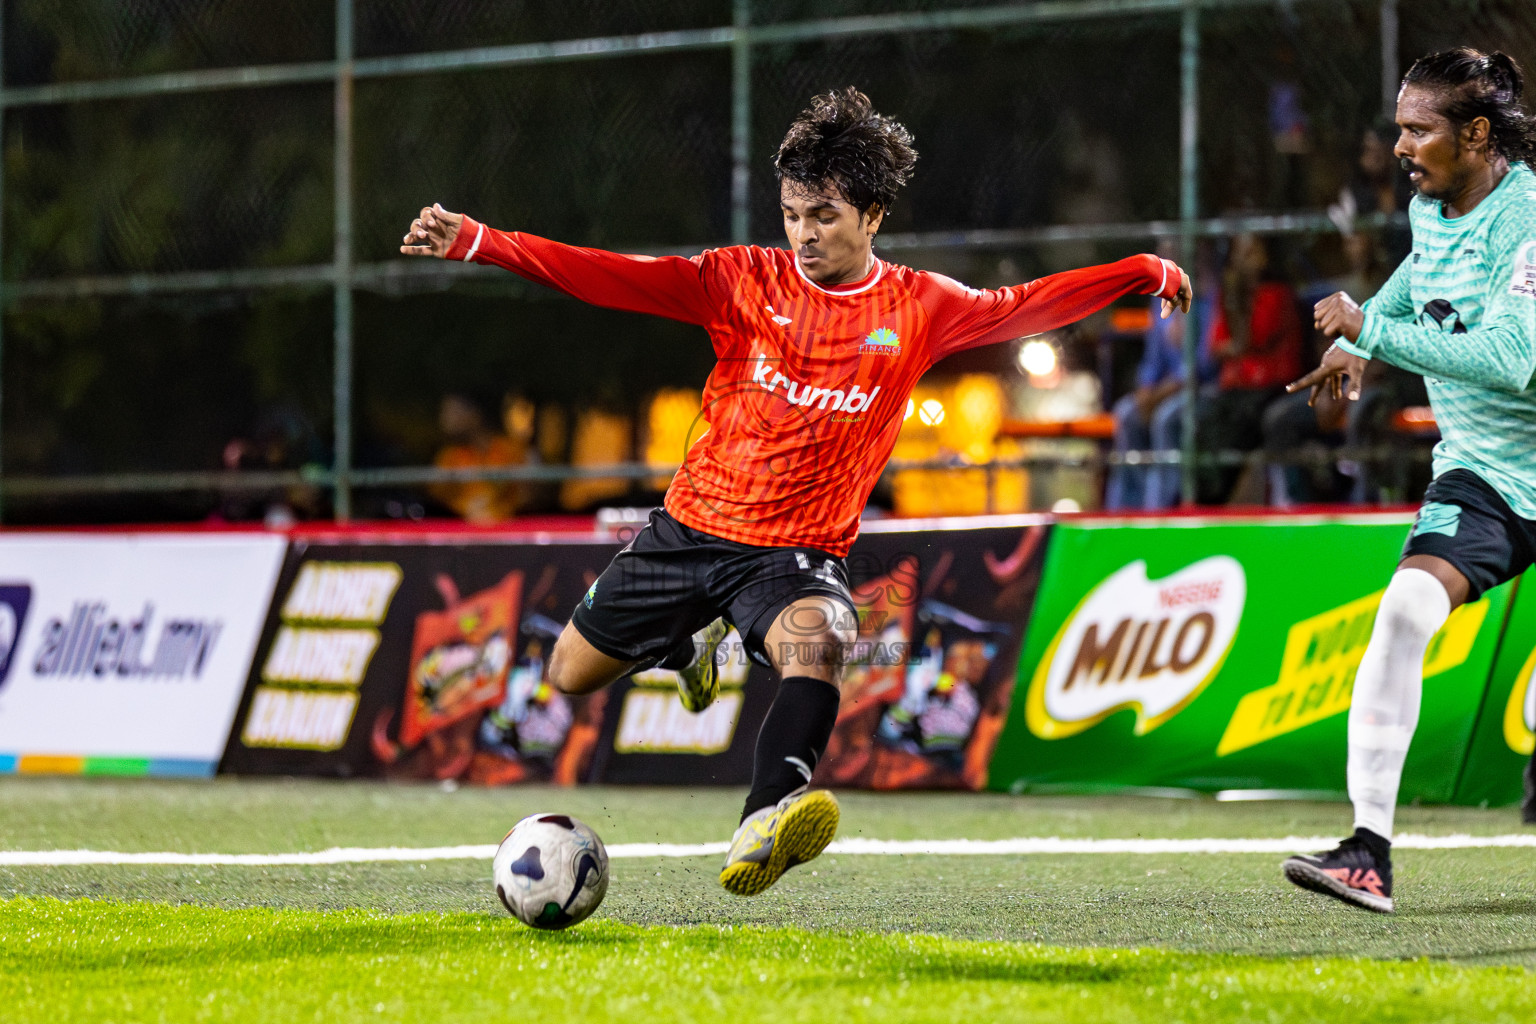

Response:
(1284, 48), (1536, 913)
(403, 89), (1191, 896)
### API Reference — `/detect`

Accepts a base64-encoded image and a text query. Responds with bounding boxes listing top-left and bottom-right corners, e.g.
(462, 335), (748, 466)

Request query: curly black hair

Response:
(774, 88), (918, 214)
(1403, 47), (1536, 165)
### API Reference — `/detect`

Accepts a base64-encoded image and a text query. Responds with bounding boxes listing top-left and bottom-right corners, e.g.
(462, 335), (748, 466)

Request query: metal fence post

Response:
(334, 0), (355, 521)
(1178, 0), (1201, 506)
(731, 0), (753, 244)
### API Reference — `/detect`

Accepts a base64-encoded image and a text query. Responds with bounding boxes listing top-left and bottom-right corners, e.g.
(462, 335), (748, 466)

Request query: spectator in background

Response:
(1329, 118), (1413, 263)
(1196, 233), (1303, 503)
(218, 402), (327, 526)
(500, 392), (550, 512)
(1263, 125), (1422, 505)
(431, 392), (524, 522)
(1105, 288), (1218, 510)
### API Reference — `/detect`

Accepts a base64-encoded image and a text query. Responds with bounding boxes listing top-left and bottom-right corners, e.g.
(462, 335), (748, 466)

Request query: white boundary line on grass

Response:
(2, 833), (1534, 867)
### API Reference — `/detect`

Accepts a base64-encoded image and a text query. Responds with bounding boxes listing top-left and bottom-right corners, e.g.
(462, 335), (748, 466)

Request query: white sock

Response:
(1347, 567), (1452, 841)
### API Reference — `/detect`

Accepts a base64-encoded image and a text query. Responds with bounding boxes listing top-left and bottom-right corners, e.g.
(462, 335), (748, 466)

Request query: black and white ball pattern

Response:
(492, 813), (609, 929)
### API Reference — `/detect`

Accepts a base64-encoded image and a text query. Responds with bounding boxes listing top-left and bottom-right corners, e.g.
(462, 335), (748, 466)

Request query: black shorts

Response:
(1401, 469), (1536, 602)
(571, 509), (856, 668)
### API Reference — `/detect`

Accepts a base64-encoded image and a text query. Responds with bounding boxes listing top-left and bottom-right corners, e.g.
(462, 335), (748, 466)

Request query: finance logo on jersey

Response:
(859, 326), (901, 355)
(1025, 556), (1246, 739)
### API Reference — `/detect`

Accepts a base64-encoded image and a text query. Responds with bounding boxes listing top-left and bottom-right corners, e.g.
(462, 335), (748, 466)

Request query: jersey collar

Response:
(792, 253), (885, 296)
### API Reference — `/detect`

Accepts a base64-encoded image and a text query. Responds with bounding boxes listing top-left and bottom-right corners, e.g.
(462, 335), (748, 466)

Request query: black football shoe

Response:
(1282, 830), (1394, 914)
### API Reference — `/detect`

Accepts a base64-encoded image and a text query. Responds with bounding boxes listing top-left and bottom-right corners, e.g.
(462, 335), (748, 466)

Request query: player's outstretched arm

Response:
(400, 203), (462, 257)
(920, 254), (1189, 362)
(399, 205), (720, 327)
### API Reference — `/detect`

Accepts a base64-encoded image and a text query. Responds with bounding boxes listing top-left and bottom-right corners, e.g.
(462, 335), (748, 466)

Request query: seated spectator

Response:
(1263, 229), (1425, 505)
(1260, 127), (1418, 507)
(431, 393), (525, 522)
(1105, 291), (1217, 511)
(1194, 234), (1303, 503)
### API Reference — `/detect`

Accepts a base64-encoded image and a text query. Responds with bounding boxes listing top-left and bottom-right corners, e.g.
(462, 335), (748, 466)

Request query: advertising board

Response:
(989, 516), (1511, 802)
(0, 534), (285, 775)
(813, 517), (1051, 791)
(221, 515), (1050, 791)
(1452, 570), (1536, 807)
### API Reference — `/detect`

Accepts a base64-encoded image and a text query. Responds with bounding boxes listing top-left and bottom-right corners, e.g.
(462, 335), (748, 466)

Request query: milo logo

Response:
(1025, 557), (1246, 739)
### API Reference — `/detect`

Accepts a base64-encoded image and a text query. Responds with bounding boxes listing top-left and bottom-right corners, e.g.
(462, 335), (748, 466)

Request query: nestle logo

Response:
(1157, 579), (1223, 609)
(0, 584), (33, 689)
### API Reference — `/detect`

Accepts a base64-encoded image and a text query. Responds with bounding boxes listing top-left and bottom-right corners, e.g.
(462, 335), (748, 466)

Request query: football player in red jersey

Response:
(403, 88), (1192, 895)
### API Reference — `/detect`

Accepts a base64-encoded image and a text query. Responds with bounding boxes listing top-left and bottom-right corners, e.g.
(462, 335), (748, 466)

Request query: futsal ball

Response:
(493, 813), (610, 929)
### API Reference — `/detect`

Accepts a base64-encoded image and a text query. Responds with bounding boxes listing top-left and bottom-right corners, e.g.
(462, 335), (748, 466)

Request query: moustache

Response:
(1400, 156), (1424, 174)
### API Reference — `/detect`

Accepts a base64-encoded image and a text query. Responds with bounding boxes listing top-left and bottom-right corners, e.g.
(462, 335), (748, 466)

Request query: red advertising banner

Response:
(817, 519), (1049, 790)
(220, 516), (1052, 791)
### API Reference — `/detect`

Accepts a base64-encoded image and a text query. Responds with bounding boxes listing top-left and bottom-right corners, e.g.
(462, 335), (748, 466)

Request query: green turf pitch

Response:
(1, 778), (1533, 1022)
(3, 900), (1534, 1024)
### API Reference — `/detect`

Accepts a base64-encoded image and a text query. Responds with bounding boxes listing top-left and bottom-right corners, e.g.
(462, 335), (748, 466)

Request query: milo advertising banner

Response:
(1452, 570), (1536, 807)
(988, 516), (1512, 801)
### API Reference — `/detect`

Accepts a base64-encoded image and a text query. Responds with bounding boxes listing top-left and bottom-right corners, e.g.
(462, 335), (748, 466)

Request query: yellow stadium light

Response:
(946, 374), (1003, 462)
(917, 398), (946, 426)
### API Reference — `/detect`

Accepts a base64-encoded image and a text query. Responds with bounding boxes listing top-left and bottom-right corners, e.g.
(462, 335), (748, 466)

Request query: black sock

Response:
(741, 676), (841, 822)
(1353, 826), (1391, 861)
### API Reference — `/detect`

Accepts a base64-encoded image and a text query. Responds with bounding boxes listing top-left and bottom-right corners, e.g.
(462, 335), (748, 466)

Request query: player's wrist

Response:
(1340, 317), (1377, 358)
(444, 215), (482, 261)
(1152, 257), (1182, 301)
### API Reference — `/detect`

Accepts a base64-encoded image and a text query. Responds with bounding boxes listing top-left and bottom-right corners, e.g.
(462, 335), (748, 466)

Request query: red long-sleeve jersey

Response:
(447, 217), (1182, 555)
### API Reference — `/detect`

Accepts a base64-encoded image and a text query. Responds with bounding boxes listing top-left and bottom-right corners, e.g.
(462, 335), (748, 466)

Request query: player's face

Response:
(780, 181), (884, 285)
(1393, 84), (1476, 203)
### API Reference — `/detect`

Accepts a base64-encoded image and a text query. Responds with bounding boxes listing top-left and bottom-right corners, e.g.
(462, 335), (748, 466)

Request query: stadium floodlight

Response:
(1018, 337), (1059, 378)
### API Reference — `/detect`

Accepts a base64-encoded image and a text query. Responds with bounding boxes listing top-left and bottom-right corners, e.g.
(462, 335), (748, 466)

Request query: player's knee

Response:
(1376, 567), (1452, 645)
(772, 625), (856, 675)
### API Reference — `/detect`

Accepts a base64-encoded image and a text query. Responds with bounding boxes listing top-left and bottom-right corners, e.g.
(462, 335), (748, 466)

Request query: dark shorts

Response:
(1401, 469), (1536, 602)
(571, 509), (856, 668)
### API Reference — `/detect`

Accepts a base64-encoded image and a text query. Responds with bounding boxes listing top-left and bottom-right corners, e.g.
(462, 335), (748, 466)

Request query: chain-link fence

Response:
(3, 0), (1533, 523)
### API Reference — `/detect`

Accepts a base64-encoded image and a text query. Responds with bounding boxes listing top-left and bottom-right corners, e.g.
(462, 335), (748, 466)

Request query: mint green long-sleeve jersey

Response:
(1341, 161), (1536, 518)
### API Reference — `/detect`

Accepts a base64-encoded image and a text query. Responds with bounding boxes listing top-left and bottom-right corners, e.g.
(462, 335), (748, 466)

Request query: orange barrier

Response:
(997, 413), (1117, 440)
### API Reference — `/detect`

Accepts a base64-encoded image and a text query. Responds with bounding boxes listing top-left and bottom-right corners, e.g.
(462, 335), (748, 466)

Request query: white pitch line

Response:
(1, 833), (1534, 867)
